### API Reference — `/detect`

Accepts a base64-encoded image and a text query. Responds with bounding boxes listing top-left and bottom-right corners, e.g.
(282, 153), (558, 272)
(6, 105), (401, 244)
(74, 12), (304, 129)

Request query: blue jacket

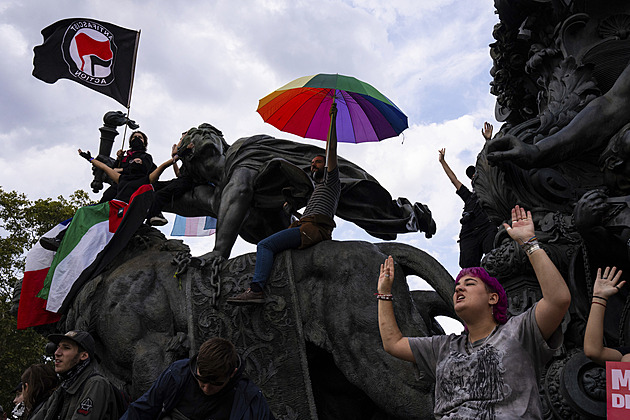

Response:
(120, 359), (274, 420)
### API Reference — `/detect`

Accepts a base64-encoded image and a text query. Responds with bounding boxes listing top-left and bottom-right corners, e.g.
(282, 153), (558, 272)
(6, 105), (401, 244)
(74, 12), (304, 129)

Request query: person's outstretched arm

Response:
(438, 148), (462, 190)
(326, 103), (338, 172)
(584, 267), (625, 364)
(377, 255), (414, 362)
(172, 143), (182, 178)
(503, 205), (571, 340)
(149, 156), (177, 184)
(79, 149), (121, 183)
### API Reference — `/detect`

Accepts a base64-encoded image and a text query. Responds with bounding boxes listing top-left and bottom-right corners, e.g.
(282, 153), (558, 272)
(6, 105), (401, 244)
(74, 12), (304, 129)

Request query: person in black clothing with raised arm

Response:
(438, 122), (497, 268)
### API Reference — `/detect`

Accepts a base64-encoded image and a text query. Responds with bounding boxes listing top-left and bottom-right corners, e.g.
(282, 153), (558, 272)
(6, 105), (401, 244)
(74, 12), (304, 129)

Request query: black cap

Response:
(12, 382), (22, 393)
(48, 330), (96, 358)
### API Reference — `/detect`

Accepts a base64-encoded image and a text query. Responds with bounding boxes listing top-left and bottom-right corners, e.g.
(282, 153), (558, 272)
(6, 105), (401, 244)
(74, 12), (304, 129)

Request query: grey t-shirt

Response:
(408, 304), (561, 419)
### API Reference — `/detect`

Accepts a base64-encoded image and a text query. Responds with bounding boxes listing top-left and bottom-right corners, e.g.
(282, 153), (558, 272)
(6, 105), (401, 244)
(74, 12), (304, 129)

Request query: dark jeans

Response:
(459, 223), (497, 268)
(99, 184), (117, 203)
(99, 176), (148, 204)
(148, 176), (194, 219)
(251, 227), (301, 289)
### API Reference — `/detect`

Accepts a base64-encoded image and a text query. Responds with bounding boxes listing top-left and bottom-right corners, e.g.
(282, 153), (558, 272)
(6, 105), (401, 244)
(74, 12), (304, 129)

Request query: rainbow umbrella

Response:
(256, 73), (408, 143)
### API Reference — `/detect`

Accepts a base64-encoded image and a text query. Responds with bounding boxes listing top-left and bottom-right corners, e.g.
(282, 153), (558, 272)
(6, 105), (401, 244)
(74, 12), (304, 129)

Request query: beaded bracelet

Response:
(522, 238), (541, 255)
(374, 293), (393, 301)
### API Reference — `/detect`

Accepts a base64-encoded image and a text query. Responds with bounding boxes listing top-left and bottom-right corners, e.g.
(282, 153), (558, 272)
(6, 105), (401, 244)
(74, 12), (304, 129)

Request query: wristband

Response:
(522, 239), (541, 255)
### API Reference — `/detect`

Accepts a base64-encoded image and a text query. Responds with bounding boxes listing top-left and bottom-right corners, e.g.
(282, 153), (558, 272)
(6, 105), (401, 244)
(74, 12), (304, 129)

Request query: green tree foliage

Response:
(0, 186), (93, 415)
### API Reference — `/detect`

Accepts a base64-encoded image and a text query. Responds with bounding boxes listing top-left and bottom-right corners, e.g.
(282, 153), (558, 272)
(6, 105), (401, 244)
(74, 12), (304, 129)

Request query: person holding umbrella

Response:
(228, 103), (341, 304)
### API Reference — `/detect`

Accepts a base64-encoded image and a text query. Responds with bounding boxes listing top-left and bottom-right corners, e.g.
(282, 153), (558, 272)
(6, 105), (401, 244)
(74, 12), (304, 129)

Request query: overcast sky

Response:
(0, 1), (500, 333)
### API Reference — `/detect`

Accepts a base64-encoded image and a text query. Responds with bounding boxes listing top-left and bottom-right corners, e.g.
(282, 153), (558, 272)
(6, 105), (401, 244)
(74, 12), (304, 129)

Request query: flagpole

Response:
(127, 29), (141, 109)
(119, 29), (141, 156)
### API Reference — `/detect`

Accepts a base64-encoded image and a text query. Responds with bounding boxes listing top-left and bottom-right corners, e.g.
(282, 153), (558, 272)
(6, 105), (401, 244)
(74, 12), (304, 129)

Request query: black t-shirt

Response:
(456, 185), (492, 235)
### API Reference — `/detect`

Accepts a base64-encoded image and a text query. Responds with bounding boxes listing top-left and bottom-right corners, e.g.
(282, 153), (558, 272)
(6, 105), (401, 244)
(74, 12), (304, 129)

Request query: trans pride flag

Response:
(170, 215), (216, 237)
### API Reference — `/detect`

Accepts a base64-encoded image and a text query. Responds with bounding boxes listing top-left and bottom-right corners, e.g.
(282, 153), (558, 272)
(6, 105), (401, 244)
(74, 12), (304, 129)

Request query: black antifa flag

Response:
(33, 18), (140, 107)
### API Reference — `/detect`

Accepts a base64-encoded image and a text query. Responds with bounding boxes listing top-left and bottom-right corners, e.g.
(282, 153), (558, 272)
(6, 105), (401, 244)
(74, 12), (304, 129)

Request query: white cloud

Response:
(0, 0), (501, 334)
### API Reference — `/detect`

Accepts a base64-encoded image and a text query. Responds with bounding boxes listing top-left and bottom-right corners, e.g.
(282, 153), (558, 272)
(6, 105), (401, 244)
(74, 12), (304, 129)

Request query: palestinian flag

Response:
(16, 220), (70, 329)
(37, 184), (153, 317)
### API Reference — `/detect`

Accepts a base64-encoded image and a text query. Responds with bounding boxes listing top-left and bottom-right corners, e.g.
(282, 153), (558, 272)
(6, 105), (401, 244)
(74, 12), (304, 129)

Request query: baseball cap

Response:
(48, 330), (96, 358)
(12, 382), (22, 393)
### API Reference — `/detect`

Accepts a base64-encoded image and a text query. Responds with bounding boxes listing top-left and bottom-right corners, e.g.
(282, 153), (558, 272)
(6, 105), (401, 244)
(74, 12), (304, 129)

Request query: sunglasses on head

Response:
(189, 354), (238, 386)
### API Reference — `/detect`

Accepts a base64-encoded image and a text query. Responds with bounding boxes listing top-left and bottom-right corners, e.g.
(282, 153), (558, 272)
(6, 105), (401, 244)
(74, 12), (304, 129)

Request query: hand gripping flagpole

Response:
(326, 93), (337, 165)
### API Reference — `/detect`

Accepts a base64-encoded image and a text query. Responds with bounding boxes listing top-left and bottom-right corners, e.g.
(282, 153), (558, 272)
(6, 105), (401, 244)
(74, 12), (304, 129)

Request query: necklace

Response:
(466, 325), (498, 354)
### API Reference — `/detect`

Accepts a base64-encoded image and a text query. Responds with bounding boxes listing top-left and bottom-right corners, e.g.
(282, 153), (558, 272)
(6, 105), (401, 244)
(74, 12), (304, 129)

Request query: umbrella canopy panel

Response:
(257, 74), (408, 143)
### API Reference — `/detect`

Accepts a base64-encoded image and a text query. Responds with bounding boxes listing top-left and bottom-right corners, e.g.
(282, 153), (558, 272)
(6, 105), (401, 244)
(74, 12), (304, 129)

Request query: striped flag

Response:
(37, 184), (153, 316)
(16, 220), (70, 329)
(170, 215), (216, 237)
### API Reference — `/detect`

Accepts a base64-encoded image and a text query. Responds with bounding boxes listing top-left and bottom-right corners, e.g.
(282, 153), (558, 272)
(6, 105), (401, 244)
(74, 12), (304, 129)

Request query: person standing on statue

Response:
(377, 205), (571, 418)
(120, 337), (273, 420)
(227, 103), (341, 304)
(438, 122), (497, 268)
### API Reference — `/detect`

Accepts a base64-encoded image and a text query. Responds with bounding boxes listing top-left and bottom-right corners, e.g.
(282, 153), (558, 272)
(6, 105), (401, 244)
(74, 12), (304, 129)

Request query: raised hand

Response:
(378, 256), (395, 294)
(593, 267), (624, 299)
(438, 148), (446, 163)
(502, 205), (535, 245)
(482, 122), (493, 140)
(78, 149), (92, 162)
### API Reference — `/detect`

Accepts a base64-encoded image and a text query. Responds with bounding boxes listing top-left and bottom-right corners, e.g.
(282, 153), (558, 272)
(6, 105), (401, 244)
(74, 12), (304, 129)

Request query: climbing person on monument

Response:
(227, 103), (341, 304)
(438, 122), (498, 268)
(120, 337), (274, 420)
(583, 266), (630, 363)
(96, 130), (156, 203)
(145, 130), (197, 226)
(38, 138), (155, 252)
(31, 330), (119, 420)
(376, 205), (571, 418)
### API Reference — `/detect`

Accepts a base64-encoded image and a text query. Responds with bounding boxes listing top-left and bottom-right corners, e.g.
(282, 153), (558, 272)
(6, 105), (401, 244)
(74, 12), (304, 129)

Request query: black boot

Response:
(39, 229), (66, 251)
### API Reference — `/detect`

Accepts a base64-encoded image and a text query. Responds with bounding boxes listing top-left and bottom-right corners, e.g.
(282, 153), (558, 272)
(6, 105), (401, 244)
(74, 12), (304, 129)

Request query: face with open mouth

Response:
(453, 276), (497, 317)
(53, 338), (88, 374)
